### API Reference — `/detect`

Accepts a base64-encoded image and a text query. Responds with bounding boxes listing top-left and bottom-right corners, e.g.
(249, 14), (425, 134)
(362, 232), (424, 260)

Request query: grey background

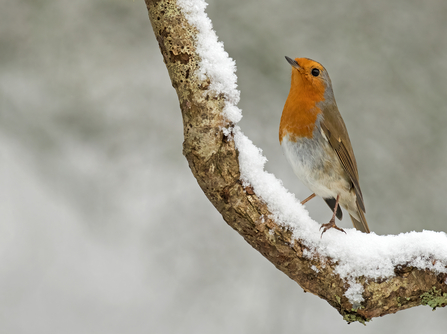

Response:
(1, 0), (446, 332)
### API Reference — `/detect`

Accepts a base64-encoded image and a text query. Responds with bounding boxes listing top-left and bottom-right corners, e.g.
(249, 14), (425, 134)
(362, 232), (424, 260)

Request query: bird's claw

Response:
(320, 219), (346, 238)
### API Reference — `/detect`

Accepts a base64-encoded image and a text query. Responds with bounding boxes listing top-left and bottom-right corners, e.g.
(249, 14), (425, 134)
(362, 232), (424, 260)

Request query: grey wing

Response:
(320, 106), (366, 213)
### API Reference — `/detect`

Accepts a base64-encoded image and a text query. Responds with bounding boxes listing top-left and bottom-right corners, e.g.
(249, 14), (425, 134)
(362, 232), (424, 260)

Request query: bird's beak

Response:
(285, 56), (300, 69)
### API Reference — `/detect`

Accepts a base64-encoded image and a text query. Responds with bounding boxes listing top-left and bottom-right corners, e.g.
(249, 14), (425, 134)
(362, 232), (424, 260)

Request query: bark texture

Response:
(144, 0), (447, 323)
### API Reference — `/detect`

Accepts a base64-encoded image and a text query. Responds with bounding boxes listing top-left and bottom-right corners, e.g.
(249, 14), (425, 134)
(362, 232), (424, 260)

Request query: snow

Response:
(177, 0), (447, 305)
(177, 0), (242, 123)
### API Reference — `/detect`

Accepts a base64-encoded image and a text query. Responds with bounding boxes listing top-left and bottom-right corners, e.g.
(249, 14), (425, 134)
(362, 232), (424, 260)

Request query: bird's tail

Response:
(349, 202), (370, 233)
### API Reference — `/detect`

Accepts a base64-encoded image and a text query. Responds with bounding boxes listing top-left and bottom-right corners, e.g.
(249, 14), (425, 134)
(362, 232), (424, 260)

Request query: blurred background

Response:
(1, 0), (446, 332)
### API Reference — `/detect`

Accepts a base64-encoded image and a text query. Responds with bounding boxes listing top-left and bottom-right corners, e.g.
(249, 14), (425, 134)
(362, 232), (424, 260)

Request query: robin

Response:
(279, 56), (370, 235)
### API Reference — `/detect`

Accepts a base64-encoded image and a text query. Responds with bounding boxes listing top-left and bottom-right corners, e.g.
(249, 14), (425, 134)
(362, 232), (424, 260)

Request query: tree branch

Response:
(144, 0), (447, 323)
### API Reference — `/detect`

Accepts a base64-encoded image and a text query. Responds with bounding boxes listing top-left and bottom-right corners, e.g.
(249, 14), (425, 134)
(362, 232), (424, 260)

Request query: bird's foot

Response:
(320, 218), (346, 238)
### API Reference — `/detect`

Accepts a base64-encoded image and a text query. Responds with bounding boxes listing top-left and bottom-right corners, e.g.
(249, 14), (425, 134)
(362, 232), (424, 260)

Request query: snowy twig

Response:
(144, 0), (447, 323)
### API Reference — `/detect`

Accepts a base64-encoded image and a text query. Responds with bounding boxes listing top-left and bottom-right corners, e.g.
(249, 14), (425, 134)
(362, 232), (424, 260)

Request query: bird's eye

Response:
(311, 68), (320, 77)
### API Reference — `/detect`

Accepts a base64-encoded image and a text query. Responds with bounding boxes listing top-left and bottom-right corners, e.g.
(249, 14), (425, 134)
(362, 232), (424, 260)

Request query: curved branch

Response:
(144, 0), (447, 323)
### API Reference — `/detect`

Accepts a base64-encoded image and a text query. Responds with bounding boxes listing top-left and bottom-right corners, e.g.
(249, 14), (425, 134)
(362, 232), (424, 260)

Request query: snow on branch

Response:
(145, 0), (447, 323)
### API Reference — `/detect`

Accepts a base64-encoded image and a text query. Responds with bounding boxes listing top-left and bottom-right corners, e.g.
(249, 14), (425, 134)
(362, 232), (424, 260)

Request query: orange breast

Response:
(279, 79), (324, 143)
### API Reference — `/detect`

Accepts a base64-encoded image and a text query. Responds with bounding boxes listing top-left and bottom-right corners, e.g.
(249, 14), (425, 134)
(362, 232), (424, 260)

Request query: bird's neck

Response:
(279, 84), (324, 143)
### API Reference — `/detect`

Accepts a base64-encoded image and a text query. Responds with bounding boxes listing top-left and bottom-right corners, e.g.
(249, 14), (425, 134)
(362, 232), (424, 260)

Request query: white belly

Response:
(281, 133), (351, 201)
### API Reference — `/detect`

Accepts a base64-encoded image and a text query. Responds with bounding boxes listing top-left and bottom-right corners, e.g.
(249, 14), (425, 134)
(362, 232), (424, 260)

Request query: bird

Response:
(279, 56), (370, 235)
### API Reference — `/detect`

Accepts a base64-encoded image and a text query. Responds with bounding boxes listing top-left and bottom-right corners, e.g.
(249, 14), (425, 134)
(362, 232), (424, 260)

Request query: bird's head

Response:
(285, 56), (334, 103)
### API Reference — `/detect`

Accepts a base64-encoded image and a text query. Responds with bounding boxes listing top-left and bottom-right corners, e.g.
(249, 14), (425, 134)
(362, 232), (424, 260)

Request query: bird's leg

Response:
(320, 194), (346, 237)
(300, 193), (316, 205)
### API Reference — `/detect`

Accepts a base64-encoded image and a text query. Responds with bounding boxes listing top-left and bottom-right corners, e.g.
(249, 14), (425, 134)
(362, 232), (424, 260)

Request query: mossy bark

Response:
(144, 0), (447, 323)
